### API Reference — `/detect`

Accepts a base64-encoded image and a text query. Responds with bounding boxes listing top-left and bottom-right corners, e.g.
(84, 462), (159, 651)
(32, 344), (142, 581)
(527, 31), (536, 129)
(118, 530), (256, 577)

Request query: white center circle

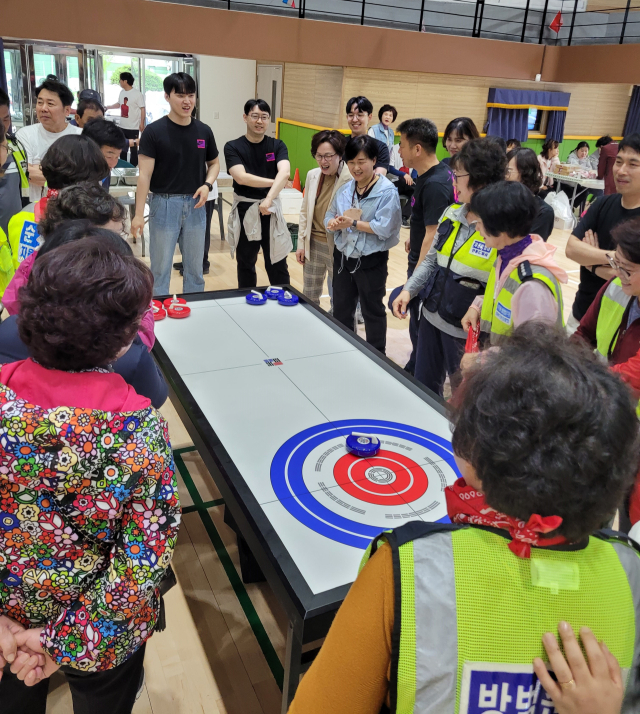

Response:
(357, 437), (370, 445)
(365, 466), (396, 485)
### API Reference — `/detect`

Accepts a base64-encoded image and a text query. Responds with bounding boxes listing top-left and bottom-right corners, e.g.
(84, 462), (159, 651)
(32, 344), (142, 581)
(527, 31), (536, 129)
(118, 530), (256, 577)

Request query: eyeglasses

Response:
(315, 153), (337, 162)
(248, 114), (270, 122)
(452, 172), (469, 181)
(347, 113), (367, 120)
(606, 252), (638, 280)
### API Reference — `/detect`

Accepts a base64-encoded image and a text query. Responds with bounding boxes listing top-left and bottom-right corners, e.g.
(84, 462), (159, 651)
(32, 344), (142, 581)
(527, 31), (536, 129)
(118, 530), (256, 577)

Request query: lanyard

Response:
(351, 175), (378, 208)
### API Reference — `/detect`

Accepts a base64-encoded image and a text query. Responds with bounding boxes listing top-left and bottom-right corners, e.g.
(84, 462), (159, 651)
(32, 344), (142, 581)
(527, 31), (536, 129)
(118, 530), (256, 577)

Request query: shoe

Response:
(402, 218), (411, 228)
(203, 263), (210, 275)
(173, 261), (183, 271)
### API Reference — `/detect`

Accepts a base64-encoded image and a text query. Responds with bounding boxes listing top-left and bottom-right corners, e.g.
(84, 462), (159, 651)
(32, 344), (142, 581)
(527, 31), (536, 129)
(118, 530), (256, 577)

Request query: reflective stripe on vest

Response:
(7, 206), (42, 269)
(595, 278), (632, 360)
(479, 264), (564, 345)
(434, 213), (496, 284)
(377, 527), (640, 714)
(8, 139), (30, 195)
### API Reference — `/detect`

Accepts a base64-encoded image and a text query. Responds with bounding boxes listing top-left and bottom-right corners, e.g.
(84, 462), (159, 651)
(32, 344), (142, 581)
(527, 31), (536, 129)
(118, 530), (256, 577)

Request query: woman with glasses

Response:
(296, 130), (351, 306)
(573, 216), (640, 530)
(392, 138), (506, 395)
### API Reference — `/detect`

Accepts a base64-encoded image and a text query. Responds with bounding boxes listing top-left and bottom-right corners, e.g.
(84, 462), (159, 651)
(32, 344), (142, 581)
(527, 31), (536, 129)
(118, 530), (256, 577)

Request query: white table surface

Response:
(546, 171), (604, 190)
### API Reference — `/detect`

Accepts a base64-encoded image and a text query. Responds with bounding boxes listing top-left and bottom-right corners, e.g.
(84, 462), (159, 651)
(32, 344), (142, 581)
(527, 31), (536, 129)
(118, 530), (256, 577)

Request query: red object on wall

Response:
(549, 12), (563, 33)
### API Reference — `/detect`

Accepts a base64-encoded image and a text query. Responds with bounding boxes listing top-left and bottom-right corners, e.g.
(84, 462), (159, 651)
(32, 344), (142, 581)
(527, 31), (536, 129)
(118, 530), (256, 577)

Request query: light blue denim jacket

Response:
(324, 175), (402, 259)
(368, 123), (395, 153)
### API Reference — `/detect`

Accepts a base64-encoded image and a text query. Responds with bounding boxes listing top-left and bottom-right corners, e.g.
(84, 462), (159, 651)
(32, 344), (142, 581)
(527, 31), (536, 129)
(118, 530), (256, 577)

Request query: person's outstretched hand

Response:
(533, 621), (624, 714)
(11, 628), (60, 687)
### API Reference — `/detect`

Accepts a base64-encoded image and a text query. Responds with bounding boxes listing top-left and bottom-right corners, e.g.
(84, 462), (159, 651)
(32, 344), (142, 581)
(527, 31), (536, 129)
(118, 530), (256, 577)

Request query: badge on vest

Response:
(19, 221), (42, 263)
(469, 240), (492, 259)
(459, 662), (559, 714)
(495, 303), (512, 325)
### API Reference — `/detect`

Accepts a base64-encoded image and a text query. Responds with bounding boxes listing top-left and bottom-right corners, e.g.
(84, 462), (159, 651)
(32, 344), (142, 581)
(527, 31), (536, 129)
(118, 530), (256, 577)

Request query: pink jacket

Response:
(471, 235), (568, 327)
(2, 252), (156, 351)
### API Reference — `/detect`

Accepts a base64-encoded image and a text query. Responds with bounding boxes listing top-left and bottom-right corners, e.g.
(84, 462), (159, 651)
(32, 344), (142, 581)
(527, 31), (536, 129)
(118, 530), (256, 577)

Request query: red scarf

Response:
(445, 478), (566, 558)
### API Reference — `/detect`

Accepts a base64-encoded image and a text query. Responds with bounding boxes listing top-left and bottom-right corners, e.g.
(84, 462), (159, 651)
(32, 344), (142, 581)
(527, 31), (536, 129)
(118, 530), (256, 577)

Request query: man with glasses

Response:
(565, 133), (640, 334)
(224, 99), (291, 288)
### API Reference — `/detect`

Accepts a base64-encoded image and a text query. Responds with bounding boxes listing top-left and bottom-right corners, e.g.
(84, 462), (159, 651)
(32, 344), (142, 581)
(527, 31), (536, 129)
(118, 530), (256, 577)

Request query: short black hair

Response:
(540, 139), (559, 159)
(378, 104), (397, 122)
(40, 134), (109, 189)
(506, 147), (543, 195)
(38, 218), (128, 259)
(120, 71), (135, 86)
(0, 88), (9, 109)
(76, 99), (104, 119)
(470, 180), (537, 238)
(457, 137), (507, 193)
(244, 98), (271, 116)
(596, 135), (613, 148)
(35, 78), (74, 108)
(442, 117), (480, 149)
(574, 141), (590, 152)
(38, 183), (126, 238)
(452, 321), (640, 543)
(619, 133), (640, 155)
(346, 96), (373, 116)
(612, 217), (640, 265)
(396, 118), (438, 155)
(163, 72), (196, 96)
(506, 139), (521, 150)
(311, 130), (347, 158)
(344, 134), (379, 163)
(82, 118), (127, 151)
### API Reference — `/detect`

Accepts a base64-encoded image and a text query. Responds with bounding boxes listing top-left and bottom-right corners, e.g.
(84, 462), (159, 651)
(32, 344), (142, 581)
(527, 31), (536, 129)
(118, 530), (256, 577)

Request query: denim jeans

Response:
(149, 193), (206, 296)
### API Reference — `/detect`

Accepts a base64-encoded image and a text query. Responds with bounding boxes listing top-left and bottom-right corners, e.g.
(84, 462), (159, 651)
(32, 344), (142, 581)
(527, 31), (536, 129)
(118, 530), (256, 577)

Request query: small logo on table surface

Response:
(266, 152), (276, 162)
(264, 358), (283, 367)
(197, 139), (206, 148)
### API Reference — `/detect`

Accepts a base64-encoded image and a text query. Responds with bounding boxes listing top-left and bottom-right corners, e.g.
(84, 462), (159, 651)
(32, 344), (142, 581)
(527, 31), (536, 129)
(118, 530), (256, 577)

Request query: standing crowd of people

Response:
(0, 70), (639, 714)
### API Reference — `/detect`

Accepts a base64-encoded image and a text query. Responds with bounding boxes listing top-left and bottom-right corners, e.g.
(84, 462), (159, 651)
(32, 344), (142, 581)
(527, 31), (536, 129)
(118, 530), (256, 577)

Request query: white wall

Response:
(196, 55), (257, 171)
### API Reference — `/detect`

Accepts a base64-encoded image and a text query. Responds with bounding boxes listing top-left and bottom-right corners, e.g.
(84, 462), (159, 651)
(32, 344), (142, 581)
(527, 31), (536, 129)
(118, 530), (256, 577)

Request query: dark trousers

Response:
(204, 199), (215, 268)
(414, 315), (465, 396)
(0, 642), (146, 714)
(120, 128), (139, 167)
(396, 174), (415, 220)
(235, 212), (290, 289)
(404, 256), (420, 374)
(333, 247), (389, 354)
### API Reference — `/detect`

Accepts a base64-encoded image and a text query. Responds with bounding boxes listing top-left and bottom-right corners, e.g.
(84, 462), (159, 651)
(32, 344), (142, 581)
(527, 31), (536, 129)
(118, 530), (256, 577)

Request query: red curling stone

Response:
(163, 296), (187, 308)
(167, 304), (191, 319)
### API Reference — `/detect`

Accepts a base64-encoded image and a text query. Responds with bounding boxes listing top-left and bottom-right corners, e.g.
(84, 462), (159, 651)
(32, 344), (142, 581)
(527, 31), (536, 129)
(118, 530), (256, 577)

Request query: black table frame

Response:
(152, 285), (451, 712)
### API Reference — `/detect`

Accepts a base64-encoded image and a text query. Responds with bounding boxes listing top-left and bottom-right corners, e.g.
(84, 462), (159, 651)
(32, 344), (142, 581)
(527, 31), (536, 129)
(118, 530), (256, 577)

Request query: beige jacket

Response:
(298, 163), (352, 258)
(227, 194), (292, 265)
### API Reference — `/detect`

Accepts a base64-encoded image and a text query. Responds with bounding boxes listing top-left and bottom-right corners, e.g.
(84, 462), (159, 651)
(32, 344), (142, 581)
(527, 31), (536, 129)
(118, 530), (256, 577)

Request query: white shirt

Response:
(15, 122), (82, 202)
(118, 87), (145, 130)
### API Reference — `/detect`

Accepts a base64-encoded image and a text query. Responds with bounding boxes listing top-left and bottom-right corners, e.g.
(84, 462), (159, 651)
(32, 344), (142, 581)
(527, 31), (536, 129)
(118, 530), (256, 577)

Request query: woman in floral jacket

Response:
(0, 228), (180, 714)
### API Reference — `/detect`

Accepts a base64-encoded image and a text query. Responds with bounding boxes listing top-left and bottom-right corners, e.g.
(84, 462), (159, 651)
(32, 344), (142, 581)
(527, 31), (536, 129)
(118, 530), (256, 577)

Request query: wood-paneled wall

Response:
(282, 64), (631, 138)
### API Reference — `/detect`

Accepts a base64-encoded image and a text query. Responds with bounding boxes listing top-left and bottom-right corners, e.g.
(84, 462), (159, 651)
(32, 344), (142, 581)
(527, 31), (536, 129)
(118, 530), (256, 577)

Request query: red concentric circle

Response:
(333, 449), (428, 505)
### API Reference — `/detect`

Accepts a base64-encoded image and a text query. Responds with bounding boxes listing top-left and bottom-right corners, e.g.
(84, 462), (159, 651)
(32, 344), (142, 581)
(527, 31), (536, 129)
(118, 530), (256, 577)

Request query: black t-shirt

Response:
(572, 194), (640, 320)
(531, 194), (555, 242)
(139, 116), (218, 195)
(224, 135), (289, 200)
(372, 138), (390, 172)
(408, 162), (455, 259)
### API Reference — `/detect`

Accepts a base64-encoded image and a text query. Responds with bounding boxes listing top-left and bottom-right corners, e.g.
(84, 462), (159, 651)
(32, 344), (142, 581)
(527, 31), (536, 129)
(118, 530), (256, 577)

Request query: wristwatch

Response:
(204, 182), (213, 191)
(352, 219), (358, 228)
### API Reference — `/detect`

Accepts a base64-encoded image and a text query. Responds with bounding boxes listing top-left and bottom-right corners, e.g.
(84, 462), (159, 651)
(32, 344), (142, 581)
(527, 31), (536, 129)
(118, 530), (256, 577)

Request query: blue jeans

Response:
(149, 193), (206, 296)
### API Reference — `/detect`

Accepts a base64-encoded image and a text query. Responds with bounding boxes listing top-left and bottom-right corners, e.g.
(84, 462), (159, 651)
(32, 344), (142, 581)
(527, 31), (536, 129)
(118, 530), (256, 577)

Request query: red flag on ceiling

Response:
(549, 11), (563, 33)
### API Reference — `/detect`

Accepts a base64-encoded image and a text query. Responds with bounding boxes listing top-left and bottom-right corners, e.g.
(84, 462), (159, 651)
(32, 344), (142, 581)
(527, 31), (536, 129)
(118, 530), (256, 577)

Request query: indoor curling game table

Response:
(152, 287), (460, 712)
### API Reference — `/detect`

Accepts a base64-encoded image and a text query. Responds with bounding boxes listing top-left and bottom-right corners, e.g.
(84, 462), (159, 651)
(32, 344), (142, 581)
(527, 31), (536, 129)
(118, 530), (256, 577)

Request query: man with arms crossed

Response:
(106, 72), (145, 166)
(224, 99), (291, 288)
(131, 72), (219, 296)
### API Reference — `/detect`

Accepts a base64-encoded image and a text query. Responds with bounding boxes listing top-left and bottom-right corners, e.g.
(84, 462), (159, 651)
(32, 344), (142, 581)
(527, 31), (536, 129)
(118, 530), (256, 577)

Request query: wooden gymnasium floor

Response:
(45, 202), (579, 713)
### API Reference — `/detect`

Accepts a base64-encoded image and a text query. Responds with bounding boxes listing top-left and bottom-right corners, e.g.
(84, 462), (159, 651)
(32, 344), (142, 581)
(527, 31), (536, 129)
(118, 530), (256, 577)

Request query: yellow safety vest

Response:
(7, 202), (43, 269)
(0, 227), (16, 298)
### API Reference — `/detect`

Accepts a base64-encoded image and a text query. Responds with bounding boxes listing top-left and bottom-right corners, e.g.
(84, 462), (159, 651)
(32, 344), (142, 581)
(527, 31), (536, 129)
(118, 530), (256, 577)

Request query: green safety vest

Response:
(361, 523), (640, 714)
(480, 261), (564, 345)
(595, 278), (640, 418)
(7, 202), (43, 269)
(0, 227), (16, 299)
(7, 136), (30, 198)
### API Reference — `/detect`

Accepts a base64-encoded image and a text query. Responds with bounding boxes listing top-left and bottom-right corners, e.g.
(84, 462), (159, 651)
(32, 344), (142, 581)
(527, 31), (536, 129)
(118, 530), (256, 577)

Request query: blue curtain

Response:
(546, 111), (566, 143)
(624, 86), (640, 136)
(486, 107), (529, 142)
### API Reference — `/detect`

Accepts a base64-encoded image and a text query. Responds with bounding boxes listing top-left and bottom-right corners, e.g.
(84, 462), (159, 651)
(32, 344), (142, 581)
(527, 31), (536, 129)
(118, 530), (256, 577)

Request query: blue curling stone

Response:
(265, 286), (285, 300)
(345, 433), (381, 458)
(278, 292), (299, 306)
(246, 291), (267, 305)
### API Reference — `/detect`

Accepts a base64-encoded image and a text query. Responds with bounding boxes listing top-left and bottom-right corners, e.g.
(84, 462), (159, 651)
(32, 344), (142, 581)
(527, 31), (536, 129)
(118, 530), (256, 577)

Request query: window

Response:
(528, 108), (543, 132)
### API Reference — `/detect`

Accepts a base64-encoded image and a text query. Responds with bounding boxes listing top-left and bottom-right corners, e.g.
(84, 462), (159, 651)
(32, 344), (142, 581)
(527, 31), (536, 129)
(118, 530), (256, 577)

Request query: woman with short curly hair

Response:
(0, 231), (180, 713)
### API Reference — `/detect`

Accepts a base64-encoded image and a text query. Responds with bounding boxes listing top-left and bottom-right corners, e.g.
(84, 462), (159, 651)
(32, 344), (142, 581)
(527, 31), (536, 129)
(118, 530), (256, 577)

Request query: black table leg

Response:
(217, 198), (225, 241)
(281, 619), (304, 714)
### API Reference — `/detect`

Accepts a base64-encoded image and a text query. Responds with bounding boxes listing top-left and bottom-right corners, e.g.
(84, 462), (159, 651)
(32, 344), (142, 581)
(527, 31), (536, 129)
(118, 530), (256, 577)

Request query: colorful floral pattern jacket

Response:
(0, 384), (181, 671)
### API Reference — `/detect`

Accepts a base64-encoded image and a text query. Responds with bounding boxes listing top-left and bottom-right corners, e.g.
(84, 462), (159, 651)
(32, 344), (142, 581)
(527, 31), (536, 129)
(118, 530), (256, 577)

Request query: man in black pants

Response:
(224, 99), (291, 288)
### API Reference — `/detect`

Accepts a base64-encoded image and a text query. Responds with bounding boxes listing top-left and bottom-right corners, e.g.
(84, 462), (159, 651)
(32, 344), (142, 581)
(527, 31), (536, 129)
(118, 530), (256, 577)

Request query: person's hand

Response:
(259, 197), (273, 216)
(29, 164), (46, 187)
(0, 615), (20, 678)
(130, 215), (145, 240)
(296, 247), (305, 265)
(285, 180), (294, 189)
(193, 184), (210, 209)
(460, 351), (480, 375)
(333, 215), (354, 230)
(327, 218), (339, 232)
(12, 629), (59, 687)
(392, 290), (411, 319)
(404, 239), (411, 254)
(533, 622), (623, 714)
(583, 229), (599, 248)
(461, 306), (479, 334)
(404, 174), (414, 187)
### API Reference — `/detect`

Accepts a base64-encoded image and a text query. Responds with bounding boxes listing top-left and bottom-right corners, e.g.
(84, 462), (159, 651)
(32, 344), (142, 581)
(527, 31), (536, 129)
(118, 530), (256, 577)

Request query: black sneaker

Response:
(402, 218), (411, 228)
(203, 263), (210, 275)
(173, 261), (183, 271)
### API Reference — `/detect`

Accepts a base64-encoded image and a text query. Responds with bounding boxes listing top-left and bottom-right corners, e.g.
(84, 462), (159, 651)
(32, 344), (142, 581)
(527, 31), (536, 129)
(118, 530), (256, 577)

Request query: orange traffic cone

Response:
(292, 168), (302, 192)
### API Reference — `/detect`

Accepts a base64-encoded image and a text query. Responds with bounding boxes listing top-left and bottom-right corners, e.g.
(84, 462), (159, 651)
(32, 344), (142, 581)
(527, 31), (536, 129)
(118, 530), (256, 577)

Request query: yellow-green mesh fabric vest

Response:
(480, 263), (564, 346)
(0, 227), (16, 298)
(7, 205), (42, 269)
(375, 524), (640, 714)
(7, 138), (30, 197)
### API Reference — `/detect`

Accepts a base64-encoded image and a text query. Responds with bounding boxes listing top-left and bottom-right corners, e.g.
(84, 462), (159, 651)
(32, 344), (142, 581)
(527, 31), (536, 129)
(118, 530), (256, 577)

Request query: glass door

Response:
(141, 56), (180, 125)
(3, 48), (26, 131)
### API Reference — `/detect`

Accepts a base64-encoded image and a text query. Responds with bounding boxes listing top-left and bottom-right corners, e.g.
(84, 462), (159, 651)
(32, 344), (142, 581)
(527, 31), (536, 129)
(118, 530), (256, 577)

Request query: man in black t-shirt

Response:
(345, 96), (389, 176)
(132, 73), (220, 296)
(224, 99), (291, 288)
(396, 118), (455, 374)
(565, 134), (640, 331)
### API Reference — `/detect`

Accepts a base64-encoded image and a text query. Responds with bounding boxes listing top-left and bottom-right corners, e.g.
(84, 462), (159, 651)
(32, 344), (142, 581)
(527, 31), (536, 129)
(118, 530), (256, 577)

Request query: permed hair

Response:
(40, 135), (109, 189)
(506, 147), (544, 195)
(311, 130), (347, 158)
(456, 137), (508, 192)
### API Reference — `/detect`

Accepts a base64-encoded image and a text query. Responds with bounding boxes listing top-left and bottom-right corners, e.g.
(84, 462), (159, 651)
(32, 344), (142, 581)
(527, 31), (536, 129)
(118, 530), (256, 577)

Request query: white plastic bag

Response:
(544, 191), (575, 229)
